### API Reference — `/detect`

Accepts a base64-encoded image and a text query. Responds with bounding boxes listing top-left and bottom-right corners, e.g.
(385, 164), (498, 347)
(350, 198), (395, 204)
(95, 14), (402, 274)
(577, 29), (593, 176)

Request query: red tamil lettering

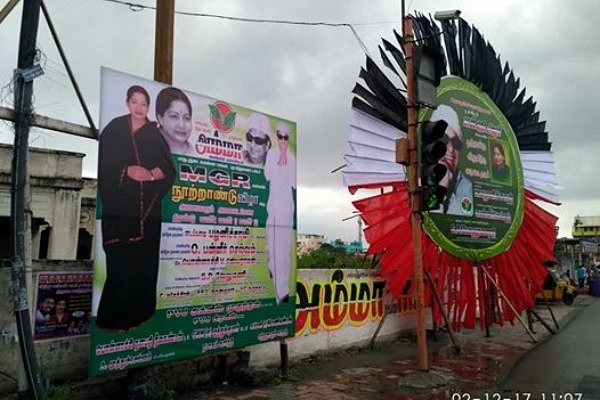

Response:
(322, 303), (348, 329)
(348, 301), (370, 325)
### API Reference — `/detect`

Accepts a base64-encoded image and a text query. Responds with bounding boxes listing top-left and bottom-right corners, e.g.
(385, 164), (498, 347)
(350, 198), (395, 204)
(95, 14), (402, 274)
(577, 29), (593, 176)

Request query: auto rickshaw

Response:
(535, 267), (576, 305)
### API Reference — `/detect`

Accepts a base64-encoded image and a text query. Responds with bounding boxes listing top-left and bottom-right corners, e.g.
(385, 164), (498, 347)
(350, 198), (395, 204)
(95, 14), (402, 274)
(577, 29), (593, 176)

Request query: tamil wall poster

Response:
(90, 68), (297, 376)
(33, 271), (93, 342)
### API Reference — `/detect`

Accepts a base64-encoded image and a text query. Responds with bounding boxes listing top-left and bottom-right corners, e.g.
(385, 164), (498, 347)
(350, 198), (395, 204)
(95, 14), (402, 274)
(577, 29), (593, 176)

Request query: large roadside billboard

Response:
(90, 68), (297, 376)
(421, 76), (524, 261)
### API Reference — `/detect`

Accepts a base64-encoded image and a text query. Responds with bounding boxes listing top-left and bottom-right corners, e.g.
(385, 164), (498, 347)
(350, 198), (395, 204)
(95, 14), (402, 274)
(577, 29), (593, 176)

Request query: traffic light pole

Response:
(404, 15), (429, 372)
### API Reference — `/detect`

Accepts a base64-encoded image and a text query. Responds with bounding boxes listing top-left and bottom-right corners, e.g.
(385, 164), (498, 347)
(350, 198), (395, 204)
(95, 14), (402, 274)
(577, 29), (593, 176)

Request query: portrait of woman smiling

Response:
(156, 86), (195, 156)
(491, 141), (511, 181)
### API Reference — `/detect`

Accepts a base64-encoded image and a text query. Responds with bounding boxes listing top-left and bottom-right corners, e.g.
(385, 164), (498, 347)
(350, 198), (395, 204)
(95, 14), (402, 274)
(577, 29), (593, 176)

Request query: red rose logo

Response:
(461, 197), (473, 213)
(209, 101), (236, 133)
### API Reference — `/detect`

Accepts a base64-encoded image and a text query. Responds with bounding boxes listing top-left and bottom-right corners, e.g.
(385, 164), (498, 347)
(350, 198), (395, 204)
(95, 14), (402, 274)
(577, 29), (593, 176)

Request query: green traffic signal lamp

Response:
(420, 119), (449, 211)
(422, 185), (448, 210)
(421, 163), (448, 211)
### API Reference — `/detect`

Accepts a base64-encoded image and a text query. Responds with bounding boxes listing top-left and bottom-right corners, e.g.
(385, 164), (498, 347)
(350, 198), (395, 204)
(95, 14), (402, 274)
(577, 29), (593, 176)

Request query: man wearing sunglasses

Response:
(243, 112), (271, 166)
(264, 121), (296, 305)
(432, 105), (473, 216)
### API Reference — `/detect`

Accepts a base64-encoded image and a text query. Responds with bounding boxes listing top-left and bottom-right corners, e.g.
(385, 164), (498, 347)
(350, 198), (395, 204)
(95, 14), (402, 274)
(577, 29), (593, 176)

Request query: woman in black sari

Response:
(96, 85), (175, 331)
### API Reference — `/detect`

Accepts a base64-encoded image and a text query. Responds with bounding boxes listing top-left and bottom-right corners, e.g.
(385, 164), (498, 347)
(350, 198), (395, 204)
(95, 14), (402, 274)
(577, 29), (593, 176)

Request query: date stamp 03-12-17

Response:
(449, 393), (583, 400)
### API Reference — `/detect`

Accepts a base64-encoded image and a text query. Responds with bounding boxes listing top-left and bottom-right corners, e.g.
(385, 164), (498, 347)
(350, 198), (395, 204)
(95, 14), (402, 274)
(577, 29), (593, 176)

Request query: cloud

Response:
(0, 0), (597, 241)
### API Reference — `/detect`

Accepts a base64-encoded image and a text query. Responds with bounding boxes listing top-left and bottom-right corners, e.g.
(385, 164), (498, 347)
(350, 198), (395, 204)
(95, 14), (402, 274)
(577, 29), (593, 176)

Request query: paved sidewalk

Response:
(180, 295), (594, 400)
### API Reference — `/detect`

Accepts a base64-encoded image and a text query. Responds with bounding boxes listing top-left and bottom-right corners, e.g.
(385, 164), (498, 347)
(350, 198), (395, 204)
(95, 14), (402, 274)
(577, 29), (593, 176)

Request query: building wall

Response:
(0, 260), (93, 394)
(572, 215), (600, 238)
(31, 184), (82, 260)
(0, 145), (85, 260)
(78, 179), (98, 259)
(245, 268), (418, 367)
(0, 265), (421, 395)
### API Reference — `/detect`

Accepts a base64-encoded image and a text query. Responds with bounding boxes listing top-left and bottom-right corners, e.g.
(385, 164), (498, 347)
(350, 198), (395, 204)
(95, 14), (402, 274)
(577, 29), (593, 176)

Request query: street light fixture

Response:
(433, 9), (463, 72)
(434, 9), (461, 22)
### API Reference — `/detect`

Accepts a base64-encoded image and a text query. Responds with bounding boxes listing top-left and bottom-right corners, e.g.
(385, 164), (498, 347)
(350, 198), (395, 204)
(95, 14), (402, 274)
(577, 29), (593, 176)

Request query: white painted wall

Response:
(247, 268), (421, 367)
(0, 264), (425, 395)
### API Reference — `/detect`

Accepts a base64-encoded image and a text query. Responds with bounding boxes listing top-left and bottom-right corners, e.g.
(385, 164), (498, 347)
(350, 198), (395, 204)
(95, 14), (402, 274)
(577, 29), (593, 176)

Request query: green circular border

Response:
(421, 76), (524, 262)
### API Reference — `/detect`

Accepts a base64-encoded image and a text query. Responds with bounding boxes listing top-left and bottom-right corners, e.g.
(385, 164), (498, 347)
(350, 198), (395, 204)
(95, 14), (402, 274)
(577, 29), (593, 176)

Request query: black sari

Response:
(96, 114), (175, 330)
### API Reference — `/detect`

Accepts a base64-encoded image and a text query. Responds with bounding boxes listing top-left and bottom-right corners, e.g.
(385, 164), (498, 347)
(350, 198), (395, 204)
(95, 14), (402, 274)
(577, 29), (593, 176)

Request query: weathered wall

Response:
(0, 145), (85, 260)
(0, 264), (421, 396)
(0, 260), (19, 393)
(246, 268), (419, 367)
(31, 186), (83, 260)
(0, 260), (93, 394)
(0, 144), (84, 180)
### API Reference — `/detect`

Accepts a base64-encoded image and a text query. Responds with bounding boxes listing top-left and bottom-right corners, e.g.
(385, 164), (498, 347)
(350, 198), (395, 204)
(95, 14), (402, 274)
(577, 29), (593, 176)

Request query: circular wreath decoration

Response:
(342, 14), (560, 330)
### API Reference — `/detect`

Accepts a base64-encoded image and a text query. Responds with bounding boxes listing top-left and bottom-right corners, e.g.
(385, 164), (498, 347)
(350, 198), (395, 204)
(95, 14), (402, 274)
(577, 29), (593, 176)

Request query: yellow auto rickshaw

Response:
(535, 267), (576, 305)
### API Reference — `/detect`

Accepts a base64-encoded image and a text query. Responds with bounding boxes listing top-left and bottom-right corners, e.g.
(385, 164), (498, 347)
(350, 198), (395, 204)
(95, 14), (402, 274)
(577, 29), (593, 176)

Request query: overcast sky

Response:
(1, 0), (598, 243)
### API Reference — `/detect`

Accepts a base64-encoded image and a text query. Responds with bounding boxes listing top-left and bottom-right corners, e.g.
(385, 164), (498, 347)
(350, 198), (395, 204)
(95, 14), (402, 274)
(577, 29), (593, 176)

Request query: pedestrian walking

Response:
(577, 264), (587, 289)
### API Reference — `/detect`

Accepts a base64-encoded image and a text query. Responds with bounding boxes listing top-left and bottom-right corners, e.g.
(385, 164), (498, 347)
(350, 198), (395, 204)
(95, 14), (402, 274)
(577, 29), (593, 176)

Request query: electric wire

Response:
(95, 0), (398, 58)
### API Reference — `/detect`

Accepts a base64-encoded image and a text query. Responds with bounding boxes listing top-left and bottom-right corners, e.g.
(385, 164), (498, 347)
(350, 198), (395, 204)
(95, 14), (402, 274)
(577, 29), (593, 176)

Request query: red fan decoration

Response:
(342, 14), (560, 331)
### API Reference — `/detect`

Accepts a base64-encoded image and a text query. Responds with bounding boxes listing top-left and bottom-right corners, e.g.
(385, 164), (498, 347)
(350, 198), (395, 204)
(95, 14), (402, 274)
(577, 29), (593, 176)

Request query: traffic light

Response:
(420, 120), (448, 211)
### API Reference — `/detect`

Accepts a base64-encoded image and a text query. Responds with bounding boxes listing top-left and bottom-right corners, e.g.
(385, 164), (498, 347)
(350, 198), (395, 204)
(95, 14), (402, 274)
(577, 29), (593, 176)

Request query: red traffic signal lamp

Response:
(420, 120), (448, 211)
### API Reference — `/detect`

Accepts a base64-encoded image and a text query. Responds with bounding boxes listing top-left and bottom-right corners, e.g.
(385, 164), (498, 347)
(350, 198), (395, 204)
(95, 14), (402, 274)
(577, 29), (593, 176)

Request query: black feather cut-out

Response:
(351, 15), (550, 152)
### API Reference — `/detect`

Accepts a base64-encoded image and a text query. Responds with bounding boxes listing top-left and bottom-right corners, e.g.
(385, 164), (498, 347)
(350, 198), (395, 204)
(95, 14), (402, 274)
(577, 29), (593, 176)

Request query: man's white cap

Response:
(430, 104), (461, 139)
(276, 121), (290, 135)
(247, 112), (270, 136)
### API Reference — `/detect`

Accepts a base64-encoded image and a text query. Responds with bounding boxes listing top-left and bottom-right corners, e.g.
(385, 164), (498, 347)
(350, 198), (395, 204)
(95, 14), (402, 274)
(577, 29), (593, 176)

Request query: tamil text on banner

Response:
(90, 68), (297, 376)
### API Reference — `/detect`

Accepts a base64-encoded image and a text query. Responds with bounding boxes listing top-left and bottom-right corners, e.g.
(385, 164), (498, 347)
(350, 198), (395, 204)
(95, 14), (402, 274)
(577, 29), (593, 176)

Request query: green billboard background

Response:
(421, 76), (524, 262)
(90, 68), (297, 376)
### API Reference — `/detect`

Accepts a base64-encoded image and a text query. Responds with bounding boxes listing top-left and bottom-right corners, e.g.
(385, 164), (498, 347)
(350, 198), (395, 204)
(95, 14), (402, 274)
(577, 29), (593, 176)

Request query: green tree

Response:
(298, 243), (374, 269)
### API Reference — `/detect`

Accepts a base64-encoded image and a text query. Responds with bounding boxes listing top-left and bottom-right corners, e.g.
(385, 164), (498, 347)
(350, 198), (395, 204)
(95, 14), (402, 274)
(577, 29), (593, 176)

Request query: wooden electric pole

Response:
(154, 0), (174, 84)
(404, 14), (429, 372)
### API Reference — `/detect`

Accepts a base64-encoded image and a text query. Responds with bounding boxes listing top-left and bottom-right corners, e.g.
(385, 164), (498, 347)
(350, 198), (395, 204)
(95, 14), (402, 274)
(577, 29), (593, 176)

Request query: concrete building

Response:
(0, 144), (96, 394)
(0, 144), (95, 261)
(572, 215), (600, 238)
(329, 238), (364, 254)
(297, 233), (327, 255)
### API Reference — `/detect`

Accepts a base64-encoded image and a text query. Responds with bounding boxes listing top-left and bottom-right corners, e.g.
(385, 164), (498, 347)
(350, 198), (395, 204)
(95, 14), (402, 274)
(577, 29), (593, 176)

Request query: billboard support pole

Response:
(154, 0), (174, 84)
(40, 1), (97, 134)
(478, 264), (491, 337)
(479, 266), (537, 343)
(404, 15), (429, 372)
(424, 269), (460, 353)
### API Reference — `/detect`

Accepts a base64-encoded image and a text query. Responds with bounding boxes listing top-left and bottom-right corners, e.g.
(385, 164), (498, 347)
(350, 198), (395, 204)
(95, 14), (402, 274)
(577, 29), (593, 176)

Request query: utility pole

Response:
(154, 0), (174, 84)
(11, 0), (45, 398)
(404, 14), (429, 372)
